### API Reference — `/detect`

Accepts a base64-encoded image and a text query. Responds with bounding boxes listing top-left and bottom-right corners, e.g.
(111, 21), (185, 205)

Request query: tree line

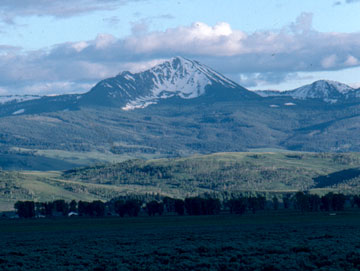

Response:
(12, 192), (358, 219)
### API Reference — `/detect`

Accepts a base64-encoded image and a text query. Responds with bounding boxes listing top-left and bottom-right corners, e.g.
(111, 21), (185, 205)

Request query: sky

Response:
(0, 0), (360, 95)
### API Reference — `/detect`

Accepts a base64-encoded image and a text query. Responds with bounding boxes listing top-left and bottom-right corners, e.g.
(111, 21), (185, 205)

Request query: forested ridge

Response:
(63, 152), (360, 192)
(2, 152), (360, 212)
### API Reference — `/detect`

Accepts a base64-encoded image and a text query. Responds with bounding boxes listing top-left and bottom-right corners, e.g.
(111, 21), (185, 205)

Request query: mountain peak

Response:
(289, 80), (354, 101)
(309, 80), (353, 94)
(148, 56), (238, 88)
(122, 57), (240, 110)
(255, 80), (355, 103)
(164, 56), (201, 68)
(168, 56), (192, 66)
(83, 56), (243, 110)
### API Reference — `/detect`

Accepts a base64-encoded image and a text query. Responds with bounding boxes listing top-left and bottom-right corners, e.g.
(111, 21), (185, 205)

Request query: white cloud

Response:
(345, 55), (359, 66)
(322, 55), (338, 68)
(95, 34), (116, 49)
(72, 41), (89, 52)
(0, 86), (8, 95)
(124, 22), (247, 56)
(0, 0), (145, 24)
(350, 82), (360, 89)
(290, 12), (313, 34)
(1, 13), (360, 93)
(130, 14), (174, 35)
(121, 59), (168, 73)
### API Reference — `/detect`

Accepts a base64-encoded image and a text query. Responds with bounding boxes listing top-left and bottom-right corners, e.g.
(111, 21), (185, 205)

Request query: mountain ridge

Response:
(1, 58), (359, 111)
(255, 80), (360, 103)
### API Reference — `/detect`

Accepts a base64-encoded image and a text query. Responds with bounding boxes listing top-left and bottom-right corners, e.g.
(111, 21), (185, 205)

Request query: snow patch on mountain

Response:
(12, 109), (25, 115)
(122, 56), (238, 110)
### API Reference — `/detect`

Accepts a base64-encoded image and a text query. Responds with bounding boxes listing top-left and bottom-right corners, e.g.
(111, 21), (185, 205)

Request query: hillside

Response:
(1, 95), (360, 170)
(62, 152), (360, 193)
(2, 152), (360, 211)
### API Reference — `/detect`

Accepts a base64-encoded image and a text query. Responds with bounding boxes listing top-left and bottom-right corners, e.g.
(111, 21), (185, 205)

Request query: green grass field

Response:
(1, 212), (360, 270)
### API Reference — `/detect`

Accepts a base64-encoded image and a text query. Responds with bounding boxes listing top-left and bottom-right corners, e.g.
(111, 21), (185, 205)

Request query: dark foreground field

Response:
(1, 213), (360, 271)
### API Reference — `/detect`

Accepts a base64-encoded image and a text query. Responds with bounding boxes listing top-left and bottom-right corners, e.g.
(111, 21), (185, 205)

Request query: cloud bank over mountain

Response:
(0, 13), (359, 95)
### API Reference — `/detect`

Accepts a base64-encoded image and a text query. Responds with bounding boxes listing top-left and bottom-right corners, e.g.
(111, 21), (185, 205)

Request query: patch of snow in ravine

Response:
(12, 109), (25, 115)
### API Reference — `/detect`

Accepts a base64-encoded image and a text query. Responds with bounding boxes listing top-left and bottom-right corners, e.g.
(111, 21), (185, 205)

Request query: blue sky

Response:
(0, 0), (360, 95)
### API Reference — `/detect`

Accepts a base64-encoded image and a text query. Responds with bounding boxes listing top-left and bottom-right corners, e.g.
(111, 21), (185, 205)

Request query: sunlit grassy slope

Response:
(63, 151), (360, 193)
(2, 151), (360, 211)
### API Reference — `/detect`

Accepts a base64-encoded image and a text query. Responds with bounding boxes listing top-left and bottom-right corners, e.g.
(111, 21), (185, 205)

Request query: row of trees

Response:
(13, 192), (356, 218)
(293, 192), (346, 212)
(227, 195), (266, 214)
(14, 197), (221, 218)
(111, 197), (222, 217)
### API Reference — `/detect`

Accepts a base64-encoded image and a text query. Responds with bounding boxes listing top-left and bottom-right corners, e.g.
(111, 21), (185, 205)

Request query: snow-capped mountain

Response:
(255, 80), (357, 103)
(2, 58), (359, 120)
(81, 56), (249, 110)
(2, 57), (360, 161)
(288, 80), (354, 102)
(345, 87), (360, 99)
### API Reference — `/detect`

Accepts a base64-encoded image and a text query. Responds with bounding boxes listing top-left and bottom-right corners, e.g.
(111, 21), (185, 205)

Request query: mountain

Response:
(1, 58), (360, 170)
(80, 56), (255, 109)
(0, 57), (256, 117)
(346, 87), (360, 99)
(256, 80), (357, 103)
